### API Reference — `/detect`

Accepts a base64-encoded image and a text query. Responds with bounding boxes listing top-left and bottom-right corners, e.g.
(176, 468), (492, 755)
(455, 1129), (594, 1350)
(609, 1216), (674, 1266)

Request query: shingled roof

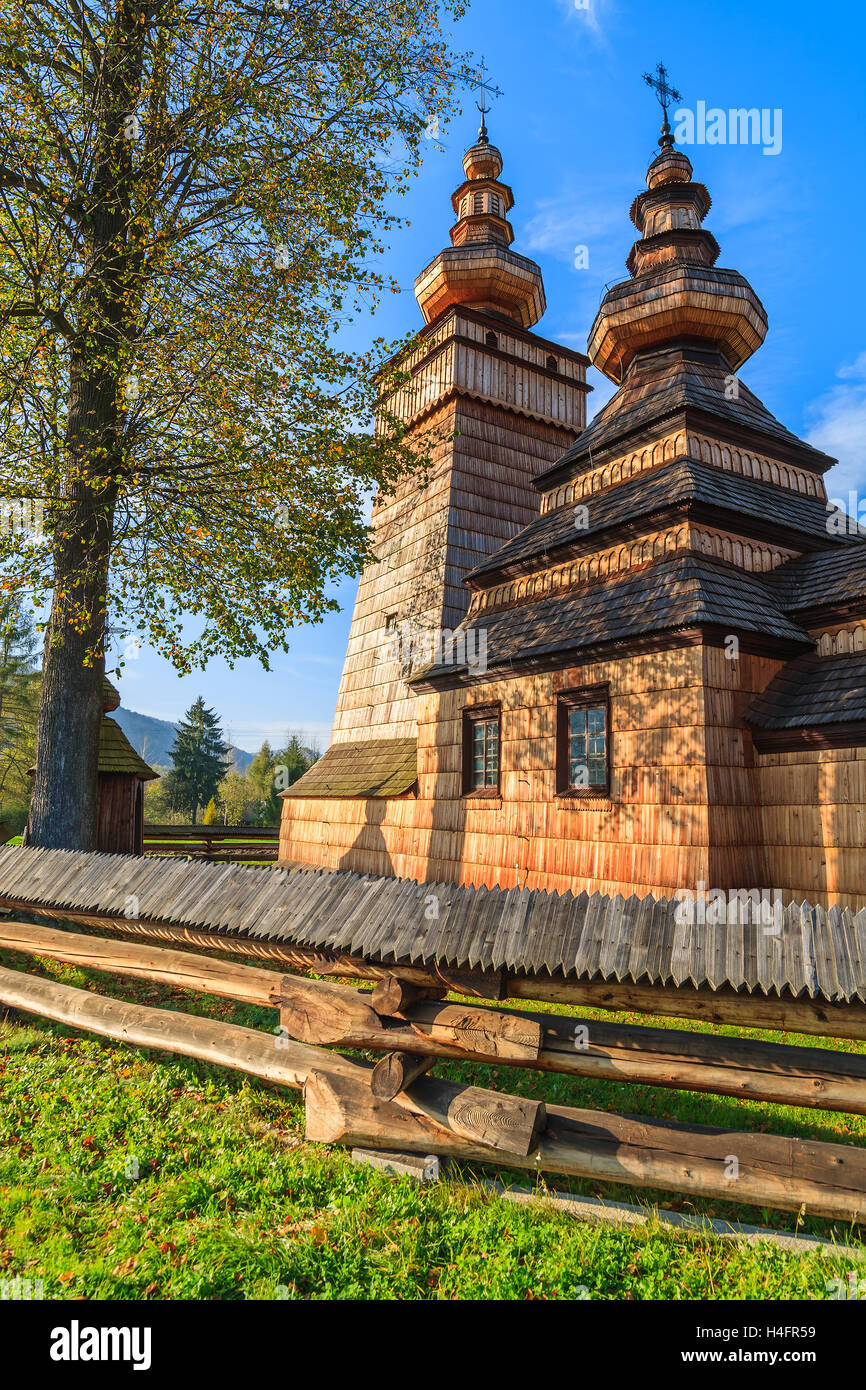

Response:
(98, 718), (158, 779)
(746, 652), (866, 730)
(283, 738), (418, 799)
(466, 458), (860, 582)
(534, 344), (836, 489)
(414, 555), (811, 684)
(764, 546), (866, 613)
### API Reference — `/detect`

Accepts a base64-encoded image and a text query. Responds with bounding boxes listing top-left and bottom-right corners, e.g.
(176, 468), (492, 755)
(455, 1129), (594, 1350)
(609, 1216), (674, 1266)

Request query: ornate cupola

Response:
(588, 72), (768, 382)
(414, 122), (546, 329)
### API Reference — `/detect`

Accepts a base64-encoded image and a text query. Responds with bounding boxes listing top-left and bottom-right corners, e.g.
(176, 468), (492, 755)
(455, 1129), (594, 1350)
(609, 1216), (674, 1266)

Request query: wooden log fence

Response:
(5, 918), (866, 1116)
(10, 900), (866, 1043)
(143, 824), (279, 863)
(3, 917), (866, 1223)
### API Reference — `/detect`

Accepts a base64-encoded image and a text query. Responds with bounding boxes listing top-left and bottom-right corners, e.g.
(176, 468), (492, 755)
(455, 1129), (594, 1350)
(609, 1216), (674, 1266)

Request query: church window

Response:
(491, 194), (501, 216)
(556, 687), (609, 794)
(486, 331), (498, 348)
(546, 354), (559, 373)
(385, 613), (397, 631)
(463, 704), (501, 793)
(473, 192), (484, 215)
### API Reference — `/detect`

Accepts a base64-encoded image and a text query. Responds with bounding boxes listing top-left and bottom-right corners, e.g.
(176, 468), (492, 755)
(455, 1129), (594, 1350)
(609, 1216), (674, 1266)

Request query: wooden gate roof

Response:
(1, 845), (865, 1004)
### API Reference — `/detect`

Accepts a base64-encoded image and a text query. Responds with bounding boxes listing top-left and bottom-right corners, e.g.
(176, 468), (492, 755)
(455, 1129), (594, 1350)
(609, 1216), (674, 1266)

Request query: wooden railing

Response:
(143, 823), (279, 862)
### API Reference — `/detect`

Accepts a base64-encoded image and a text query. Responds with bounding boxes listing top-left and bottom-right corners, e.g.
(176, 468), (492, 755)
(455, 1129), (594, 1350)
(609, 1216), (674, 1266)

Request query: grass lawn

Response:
(1, 944), (864, 1301)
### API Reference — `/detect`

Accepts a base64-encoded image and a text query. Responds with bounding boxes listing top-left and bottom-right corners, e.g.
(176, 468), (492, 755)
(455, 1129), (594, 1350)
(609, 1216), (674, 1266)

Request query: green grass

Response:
(1, 948), (864, 1301)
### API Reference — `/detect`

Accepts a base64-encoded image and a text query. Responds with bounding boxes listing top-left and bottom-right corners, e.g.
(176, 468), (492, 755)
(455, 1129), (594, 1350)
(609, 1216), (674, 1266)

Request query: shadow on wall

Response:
(427, 720), (467, 889)
(338, 797), (394, 878)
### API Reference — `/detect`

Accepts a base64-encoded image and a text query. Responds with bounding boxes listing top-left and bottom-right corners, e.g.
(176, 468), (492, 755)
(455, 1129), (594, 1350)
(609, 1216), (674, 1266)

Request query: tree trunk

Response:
(29, 481), (116, 849)
(27, 2), (144, 850)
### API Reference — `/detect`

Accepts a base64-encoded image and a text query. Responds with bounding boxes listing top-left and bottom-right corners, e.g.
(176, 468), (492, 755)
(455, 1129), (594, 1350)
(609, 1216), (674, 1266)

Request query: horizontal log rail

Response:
(3, 958), (866, 1223)
(304, 1069), (866, 1223)
(7, 900), (866, 1041)
(0, 963), (357, 1090)
(142, 825), (279, 862)
(4, 919), (866, 1116)
(143, 825), (280, 840)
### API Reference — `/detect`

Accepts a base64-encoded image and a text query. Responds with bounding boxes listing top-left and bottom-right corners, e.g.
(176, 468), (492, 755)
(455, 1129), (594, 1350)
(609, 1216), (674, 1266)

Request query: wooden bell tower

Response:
(330, 127), (591, 744)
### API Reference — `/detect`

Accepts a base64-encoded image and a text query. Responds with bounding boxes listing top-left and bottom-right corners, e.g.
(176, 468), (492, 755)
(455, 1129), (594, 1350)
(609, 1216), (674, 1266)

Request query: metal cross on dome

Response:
(475, 58), (503, 142)
(642, 61), (682, 120)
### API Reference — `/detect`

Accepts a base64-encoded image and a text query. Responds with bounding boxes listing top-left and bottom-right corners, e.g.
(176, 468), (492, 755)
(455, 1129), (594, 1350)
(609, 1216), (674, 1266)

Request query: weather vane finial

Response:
(642, 61), (682, 148)
(475, 58), (503, 145)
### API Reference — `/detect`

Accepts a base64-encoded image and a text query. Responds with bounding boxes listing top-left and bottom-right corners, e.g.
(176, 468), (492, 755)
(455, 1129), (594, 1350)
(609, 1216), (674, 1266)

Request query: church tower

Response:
(328, 126), (589, 746)
(279, 116), (589, 872)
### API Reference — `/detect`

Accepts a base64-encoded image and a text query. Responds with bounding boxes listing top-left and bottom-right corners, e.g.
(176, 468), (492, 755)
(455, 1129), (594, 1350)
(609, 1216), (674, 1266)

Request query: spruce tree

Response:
(164, 698), (229, 825)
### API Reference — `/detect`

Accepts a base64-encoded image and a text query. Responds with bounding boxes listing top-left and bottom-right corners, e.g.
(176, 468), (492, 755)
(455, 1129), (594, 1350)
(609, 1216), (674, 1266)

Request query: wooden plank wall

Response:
(283, 643), (723, 897)
(96, 775), (138, 856)
(754, 748), (866, 911)
(331, 398), (580, 744)
(703, 646), (784, 890)
(281, 637), (866, 907)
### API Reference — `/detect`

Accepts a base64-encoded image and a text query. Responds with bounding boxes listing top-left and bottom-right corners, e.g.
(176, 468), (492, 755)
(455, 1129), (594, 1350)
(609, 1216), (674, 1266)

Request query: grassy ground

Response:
(1, 946), (864, 1301)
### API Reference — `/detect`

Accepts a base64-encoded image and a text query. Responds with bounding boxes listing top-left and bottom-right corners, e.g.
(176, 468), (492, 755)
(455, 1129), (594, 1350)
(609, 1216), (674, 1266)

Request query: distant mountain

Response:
(114, 706), (253, 773)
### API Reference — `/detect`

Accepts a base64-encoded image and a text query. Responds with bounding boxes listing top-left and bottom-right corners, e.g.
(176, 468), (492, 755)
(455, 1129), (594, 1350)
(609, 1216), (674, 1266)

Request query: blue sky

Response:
(112, 0), (866, 752)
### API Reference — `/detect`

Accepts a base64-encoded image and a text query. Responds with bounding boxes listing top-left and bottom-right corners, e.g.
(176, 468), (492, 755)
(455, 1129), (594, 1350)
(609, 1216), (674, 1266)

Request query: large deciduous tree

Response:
(0, 0), (468, 848)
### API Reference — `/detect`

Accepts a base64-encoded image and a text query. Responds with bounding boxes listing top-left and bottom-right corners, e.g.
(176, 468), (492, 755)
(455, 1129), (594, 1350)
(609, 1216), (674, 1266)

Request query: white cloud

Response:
(523, 192), (623, 267)
(554, 0), (616, 47)
(805, 354), (866, 500)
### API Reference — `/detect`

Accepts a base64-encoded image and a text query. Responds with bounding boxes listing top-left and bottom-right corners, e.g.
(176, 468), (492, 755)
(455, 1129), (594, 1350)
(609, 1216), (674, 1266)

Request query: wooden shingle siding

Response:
(281, 138), (866, 911)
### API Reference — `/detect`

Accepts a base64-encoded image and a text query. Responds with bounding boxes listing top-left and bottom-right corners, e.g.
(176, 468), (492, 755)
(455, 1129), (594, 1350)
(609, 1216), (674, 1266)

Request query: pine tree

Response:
(164, 698), (230, 825)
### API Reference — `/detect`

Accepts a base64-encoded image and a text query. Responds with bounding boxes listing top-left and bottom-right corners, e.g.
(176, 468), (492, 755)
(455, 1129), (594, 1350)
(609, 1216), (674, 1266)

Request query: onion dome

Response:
(414, 132), (546, 328)
(588, 144), (768, 381)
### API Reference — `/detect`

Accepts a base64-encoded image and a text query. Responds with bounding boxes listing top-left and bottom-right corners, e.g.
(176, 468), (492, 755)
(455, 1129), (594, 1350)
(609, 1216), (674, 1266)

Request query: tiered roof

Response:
(466, 459), (861, 585)
(411, 137), (866, 698)
(536, 343), (835, 489)
(413, 556), (811, 687)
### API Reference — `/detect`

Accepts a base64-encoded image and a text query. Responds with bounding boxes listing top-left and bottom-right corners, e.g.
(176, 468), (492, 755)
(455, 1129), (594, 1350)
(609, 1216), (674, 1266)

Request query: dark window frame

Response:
(555, 684), (610, 797)
(462, 702), (502, 797)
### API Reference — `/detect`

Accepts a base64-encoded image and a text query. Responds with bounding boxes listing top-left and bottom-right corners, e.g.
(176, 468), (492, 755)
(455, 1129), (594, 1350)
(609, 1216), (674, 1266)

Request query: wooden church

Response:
(280, 96), (866, 911)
